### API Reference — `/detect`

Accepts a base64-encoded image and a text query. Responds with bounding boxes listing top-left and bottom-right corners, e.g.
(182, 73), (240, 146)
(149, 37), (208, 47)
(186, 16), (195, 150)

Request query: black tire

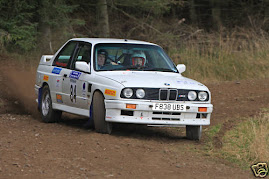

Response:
(186, 125), (202, 141)
(41, 85), (62, 123)
(93, 91), (112, 134)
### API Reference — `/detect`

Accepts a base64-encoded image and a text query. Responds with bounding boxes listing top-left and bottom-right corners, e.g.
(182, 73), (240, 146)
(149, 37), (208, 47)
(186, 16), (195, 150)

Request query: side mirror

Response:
(75, 61), (90, 73)
(176, 64), (186, 74)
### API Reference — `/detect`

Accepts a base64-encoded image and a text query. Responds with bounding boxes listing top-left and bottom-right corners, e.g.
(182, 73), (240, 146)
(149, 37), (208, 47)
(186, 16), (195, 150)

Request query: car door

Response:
(52, 41), (78, 107)
(68, 42), (92, 109)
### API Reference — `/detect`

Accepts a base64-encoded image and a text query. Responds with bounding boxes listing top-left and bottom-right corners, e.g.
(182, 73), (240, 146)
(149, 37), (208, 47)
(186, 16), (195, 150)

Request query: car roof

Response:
(70, 38), (158, 46)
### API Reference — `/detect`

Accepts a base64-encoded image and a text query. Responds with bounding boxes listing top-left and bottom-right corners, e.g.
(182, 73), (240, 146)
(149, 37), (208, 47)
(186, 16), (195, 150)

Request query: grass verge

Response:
(203, 124), (222, 152)
(204, 109), (269, 170)
(221, 110), (269, 169)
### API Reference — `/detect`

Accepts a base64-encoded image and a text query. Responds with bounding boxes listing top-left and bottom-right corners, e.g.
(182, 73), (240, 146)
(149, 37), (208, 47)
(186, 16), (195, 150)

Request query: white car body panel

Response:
(35, 38), (213, 128)
(97, 71), (209, 91)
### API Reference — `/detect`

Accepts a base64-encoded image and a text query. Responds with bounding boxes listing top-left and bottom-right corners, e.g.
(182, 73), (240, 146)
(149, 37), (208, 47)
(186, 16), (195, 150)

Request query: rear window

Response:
(53, 41), (77, 68)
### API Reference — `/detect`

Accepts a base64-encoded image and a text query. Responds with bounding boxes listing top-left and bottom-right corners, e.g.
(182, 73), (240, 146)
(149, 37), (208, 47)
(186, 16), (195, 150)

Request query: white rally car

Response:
(35, 38), (213, 140)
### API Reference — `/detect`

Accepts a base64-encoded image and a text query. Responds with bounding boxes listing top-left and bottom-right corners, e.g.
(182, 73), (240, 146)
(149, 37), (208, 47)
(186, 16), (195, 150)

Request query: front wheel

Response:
(186, 125), (202, 141)
(93, 91), (112, 134)
(41, 85), (62, 123)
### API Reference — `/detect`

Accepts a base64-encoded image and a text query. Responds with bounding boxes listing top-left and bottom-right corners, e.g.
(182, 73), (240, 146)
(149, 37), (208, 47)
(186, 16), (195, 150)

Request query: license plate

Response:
(152, 103), (186, 112)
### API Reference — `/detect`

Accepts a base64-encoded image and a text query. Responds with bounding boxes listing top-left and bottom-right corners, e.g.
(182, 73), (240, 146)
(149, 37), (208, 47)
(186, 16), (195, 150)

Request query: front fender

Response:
(90, 74), (124, 100)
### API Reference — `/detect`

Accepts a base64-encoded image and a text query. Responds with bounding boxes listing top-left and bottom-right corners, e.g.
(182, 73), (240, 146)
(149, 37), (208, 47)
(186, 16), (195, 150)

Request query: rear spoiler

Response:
(39, 55), (54, 65)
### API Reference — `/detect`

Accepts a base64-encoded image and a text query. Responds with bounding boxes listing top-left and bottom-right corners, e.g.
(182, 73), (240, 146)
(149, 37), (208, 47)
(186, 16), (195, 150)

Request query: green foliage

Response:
(0, 0), (37, 52)
(9, 24), (38, 51)
(1, 0), (269, 71)
(0, 0), (82, 52)
(38, 0), (79, 27)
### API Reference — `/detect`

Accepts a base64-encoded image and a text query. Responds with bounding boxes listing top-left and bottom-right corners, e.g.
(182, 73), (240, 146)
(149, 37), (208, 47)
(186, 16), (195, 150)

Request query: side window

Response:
(71, 43), (92, 69)
(53, 41), (77, 68)
(75, 44), (91, 63)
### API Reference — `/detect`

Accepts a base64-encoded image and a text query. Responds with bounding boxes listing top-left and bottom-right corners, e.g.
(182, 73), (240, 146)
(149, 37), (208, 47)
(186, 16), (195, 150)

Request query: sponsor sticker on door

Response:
(56, 94), (63, 103)
(52, 67), (62, 74)
(43, 75), (49, 81)
(69, 71), (81, 80)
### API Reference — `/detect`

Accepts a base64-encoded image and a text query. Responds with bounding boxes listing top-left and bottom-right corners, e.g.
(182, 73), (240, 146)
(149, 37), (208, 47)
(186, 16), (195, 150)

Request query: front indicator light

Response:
(126, 104), (136, 109)
(198, 107), (207, 112)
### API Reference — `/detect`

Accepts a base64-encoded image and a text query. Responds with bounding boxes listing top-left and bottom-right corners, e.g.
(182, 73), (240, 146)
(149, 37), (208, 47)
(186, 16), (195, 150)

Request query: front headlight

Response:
(198, 92), (208, 101)
(123, 88), (133, 98)
(188, 91), (197, 101)
(136, 89), (145, 98)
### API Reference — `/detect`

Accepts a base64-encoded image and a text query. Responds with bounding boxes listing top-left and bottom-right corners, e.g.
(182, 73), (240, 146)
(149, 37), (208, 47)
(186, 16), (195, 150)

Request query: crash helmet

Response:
(98, 49), (108, 58)
(131, 51), (146, 66)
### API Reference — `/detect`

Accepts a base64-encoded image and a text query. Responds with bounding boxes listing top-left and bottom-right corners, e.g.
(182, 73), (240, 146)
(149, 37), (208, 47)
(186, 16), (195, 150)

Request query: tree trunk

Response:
(211, 0), (222, 30)
(97, 0), (110, 37)
(38, 0), (53, 54)
(190, 0), (197, 25)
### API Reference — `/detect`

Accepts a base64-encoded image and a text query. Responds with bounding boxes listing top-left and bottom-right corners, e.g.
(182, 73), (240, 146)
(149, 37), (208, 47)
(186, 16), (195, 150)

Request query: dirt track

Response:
(0, 60), (268, 178)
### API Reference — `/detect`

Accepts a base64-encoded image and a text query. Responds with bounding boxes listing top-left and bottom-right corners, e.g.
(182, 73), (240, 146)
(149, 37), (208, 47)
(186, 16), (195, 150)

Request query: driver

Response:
(131, 51), (146, 68)
(97, 49), (108, 69)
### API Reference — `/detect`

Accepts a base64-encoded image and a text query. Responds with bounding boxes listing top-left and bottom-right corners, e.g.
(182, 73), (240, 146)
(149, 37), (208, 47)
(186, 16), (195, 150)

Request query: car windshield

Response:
(94, 43), (178, 73)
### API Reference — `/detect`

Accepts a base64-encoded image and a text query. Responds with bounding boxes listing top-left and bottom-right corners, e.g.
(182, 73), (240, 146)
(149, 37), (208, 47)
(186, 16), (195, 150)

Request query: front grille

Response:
(152, 117), (181, 121)
(160, 89), (168, 100)
(153, 112), (181, 115)
(169, 89), (177, 100)
(152, 111), (181, 121)
(121, 110), (134, 116)
(159, 89), (177, 101)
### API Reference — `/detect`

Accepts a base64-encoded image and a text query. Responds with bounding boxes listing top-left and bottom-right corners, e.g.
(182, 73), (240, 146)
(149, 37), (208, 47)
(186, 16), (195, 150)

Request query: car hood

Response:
(96, 71), (209, 91)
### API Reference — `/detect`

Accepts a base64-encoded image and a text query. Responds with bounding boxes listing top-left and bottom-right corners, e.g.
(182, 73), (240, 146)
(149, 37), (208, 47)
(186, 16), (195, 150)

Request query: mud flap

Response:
(84, 103), (94, 128)
(38, 87), (42, 111)
(89, 103), (93, 120)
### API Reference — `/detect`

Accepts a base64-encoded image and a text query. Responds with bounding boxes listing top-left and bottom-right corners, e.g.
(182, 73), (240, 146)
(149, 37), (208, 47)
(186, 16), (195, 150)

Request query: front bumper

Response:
(105, 99), (213, 126)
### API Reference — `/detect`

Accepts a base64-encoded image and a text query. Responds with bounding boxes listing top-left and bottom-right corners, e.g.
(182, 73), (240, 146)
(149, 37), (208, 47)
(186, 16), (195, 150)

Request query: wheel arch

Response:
(92, 89), (105, 99)
(42, 82), (49, 88)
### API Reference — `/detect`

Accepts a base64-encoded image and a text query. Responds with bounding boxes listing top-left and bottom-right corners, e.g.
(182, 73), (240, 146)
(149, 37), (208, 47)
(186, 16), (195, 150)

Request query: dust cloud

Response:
(0, 59), (39, 117)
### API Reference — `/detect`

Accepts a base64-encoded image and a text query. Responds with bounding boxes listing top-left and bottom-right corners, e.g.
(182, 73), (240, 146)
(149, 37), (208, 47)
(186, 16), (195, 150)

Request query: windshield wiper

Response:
(115, 65), (143, 71)
(111, 66), (177, 72)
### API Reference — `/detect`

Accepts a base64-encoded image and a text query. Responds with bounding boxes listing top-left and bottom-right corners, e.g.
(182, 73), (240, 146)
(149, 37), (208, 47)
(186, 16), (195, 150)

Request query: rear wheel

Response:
(186, 125), (202, 141)
(41, 85), (62, 123)
(93, 91), (112, 134)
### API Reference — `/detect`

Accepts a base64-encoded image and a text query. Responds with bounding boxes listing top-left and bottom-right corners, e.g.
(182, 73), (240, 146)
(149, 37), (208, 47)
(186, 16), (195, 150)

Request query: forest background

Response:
(0, 0), (269, 169)
(0, 0), (269, 81)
